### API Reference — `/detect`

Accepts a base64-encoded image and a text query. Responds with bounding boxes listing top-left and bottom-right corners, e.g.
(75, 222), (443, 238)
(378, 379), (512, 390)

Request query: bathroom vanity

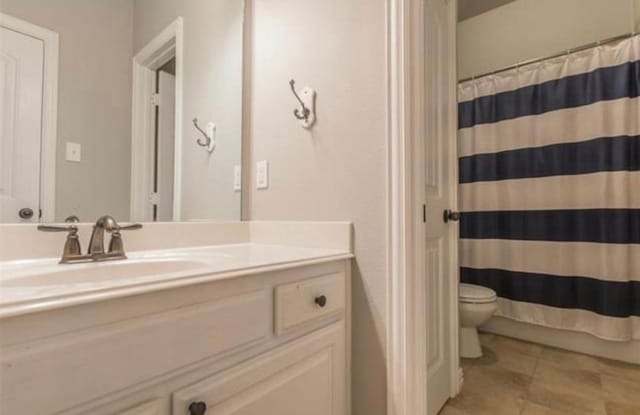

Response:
(1, 1), (355, 413)
(0, 222), (352, 415)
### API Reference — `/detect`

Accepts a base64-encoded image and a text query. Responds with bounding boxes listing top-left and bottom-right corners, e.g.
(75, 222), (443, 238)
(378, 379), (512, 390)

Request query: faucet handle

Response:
(118, 223), (143, 231)
(38, 224), (85, 263)
(37, 224), (78, 232)
(107, 223), (142, 258)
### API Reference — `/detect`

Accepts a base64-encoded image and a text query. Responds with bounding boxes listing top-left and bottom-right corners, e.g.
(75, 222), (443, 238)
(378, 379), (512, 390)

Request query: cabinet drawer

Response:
(275, 272), (345, 334)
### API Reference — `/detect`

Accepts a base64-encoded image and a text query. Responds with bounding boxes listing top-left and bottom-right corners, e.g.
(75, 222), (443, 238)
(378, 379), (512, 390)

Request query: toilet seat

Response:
(459, 283), (497, 304)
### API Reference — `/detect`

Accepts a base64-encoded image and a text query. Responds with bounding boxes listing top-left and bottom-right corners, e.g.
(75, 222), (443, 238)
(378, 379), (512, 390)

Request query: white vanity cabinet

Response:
(172, 323), (345, 415)
(0, 260), (351, 415)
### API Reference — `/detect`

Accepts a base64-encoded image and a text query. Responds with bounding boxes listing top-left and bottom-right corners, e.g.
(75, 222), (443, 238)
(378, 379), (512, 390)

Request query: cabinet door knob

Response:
(315, 295), (327, 308)
(188, 401), (207, 415)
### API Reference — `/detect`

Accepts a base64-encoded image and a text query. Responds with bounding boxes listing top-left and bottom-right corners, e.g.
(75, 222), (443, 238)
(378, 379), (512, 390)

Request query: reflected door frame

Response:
(0, 13), (58, 222)
(386, 0), (460, 414)
(131, 17), (183, 222)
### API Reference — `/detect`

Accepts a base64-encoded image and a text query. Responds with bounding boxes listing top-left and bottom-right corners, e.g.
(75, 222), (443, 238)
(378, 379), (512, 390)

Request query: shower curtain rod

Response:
(459, 32), (638, 83)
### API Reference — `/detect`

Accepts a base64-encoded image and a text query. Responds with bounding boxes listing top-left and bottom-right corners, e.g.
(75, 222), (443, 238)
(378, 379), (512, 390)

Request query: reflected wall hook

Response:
(192, 118), (216, 153)
(289, 79), (316, 129)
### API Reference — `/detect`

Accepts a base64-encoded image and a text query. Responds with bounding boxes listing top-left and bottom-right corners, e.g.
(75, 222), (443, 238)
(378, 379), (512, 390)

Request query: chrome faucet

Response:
(38, 215), (142, 264)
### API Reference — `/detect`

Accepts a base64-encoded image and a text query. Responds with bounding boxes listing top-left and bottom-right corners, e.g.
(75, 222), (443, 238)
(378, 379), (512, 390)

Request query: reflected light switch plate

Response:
(256, 160), (268, 189)
(66, 142), (81, 162)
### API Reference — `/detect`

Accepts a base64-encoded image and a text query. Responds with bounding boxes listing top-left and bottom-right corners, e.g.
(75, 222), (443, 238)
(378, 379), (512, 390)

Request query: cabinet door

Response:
(173, 323), (346, 415)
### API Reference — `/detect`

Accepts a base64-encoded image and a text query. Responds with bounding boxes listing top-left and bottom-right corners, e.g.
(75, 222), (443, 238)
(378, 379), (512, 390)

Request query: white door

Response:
(424, 0), (458, 413)
(156, 70), (175, 221)
(0, 26), (44, 223)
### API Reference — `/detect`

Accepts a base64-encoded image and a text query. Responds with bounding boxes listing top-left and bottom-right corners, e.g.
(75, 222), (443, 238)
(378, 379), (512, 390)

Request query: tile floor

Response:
(440, 333), (640, 415)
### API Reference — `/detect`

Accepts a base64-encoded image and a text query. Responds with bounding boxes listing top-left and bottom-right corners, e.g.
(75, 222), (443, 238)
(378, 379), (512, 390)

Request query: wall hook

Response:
(289, 79), (316, 129)
(192, 118), (216, 153)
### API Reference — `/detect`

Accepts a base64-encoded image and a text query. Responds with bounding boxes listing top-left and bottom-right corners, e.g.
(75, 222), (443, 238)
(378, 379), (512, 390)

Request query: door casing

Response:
(131, 17), (183, 222)
(387, 1), (460, 414)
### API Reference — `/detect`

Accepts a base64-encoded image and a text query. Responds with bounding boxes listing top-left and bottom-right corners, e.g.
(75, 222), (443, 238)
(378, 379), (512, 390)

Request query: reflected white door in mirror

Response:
(0, 13), (58, 223)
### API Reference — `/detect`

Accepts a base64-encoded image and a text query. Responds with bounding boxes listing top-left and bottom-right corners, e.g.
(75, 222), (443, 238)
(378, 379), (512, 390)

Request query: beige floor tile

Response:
(605, 400), (640, 415)
(447, 388), (527, 415)
(454, 334), (639, 415)
(478, 332), (496, 345)
(470, 363), (533, 392)
(597, 358), (640, 383)
(474, 344), (539, 376)
(438, 404), (469, 415)
(527, 380), (607, 415)
(521, 402), (570, 415)
(448, 364), (531, 415)
(460, 357), (476, 370)
(601, 375), (640, 407)
(486, 334), (545, 358)
(539, 346), (601, 372)
(532, 360), (603, 400)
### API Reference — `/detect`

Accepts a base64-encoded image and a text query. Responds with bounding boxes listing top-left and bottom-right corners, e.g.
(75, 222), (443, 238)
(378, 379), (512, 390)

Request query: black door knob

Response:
(315, 295), (327, 308)
(188, 401), (207, 415)
(443, 209), (461, 223)
(18, 208), (34, 219)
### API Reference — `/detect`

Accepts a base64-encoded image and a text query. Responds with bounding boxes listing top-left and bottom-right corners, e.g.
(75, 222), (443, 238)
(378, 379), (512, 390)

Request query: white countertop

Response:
(0, 243), (353, 318)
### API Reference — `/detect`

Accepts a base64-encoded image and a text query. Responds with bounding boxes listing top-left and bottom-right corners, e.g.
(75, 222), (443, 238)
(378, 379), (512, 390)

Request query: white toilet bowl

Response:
(459, 283), (498, 358)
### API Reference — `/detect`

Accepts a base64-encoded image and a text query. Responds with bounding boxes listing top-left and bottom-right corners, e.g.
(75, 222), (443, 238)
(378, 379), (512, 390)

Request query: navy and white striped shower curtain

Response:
(458, 36), (640, 341)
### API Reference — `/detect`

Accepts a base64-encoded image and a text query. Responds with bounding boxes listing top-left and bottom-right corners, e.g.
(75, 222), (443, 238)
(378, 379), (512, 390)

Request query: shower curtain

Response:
(457, 35), (640, 341)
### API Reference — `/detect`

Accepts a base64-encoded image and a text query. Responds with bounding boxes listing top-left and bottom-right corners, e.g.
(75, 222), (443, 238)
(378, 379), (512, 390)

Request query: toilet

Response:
(459, 283), (498, 358)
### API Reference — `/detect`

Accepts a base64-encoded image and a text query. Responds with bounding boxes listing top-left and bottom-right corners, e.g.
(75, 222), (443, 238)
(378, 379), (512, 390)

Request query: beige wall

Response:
(458, 0), (640, 80)
(133, 0), (244, 221)
(246, 1), (388, 413)
(1, 0), (134, 222)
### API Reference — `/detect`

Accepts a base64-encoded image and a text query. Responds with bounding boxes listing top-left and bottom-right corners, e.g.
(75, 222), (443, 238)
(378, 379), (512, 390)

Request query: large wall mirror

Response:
(0, 0), (244, 223)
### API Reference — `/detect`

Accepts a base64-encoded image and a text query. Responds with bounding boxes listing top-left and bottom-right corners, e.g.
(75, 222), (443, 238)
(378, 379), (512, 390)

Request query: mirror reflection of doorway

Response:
(154, 58), (176, 222)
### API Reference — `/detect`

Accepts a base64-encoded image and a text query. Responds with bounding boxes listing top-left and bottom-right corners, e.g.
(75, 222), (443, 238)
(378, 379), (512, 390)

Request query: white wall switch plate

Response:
(256, 160), (268, 189)
(234, 165), (242, 191)
(65, 142), (81, 162)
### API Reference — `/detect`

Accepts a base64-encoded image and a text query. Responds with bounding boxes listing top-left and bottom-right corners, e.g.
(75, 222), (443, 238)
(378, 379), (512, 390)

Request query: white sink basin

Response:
(0, 259), (208, 287)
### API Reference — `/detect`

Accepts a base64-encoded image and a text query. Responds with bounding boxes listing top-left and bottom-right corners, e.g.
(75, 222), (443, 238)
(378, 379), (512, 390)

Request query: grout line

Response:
(520, 345), (547, 415)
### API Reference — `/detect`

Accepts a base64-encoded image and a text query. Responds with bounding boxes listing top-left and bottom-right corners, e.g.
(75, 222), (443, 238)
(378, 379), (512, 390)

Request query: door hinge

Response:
(39, 209), (43, 219)
(151, 93), (160, 106)
(149, 192), (160, 204)
(423, 204), (426, 223)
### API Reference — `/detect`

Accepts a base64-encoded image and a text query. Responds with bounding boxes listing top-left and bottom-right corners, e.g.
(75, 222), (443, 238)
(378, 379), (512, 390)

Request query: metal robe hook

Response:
(192, 118), (216, 153)
(290, 80), (310, 121)
(289, 79), (316, 129)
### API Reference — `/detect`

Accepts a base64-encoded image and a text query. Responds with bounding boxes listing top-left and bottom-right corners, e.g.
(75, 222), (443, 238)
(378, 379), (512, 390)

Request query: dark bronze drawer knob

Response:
(315, 295), (327, 308)
(189, 401), (207, 415)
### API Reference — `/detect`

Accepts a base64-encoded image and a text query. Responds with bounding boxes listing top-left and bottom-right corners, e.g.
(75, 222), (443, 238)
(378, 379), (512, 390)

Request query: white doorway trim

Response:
(0, 13), (58, 222)
(131, 17), (183, 222)
(386, 1), (459, 414)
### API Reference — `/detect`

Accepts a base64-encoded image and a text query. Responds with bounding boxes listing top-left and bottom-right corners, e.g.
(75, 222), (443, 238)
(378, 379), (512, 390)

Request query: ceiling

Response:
(458, 0), (517, 21)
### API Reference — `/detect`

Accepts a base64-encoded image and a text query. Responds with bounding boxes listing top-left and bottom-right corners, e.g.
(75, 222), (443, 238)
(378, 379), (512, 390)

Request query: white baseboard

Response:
(457, 367), (464, 395)
(481, 316), (640, 365)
